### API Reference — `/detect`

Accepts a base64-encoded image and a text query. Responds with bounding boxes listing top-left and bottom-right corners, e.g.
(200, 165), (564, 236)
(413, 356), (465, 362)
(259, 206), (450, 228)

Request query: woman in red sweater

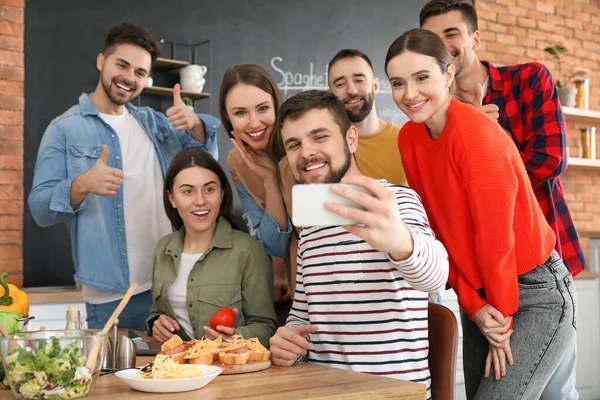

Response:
(385, 28), (577, 400)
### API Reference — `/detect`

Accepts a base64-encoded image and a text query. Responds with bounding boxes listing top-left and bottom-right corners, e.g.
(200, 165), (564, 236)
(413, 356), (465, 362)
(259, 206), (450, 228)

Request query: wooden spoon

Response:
(0, 325), (8, 338)
(85, 282), (138, 371)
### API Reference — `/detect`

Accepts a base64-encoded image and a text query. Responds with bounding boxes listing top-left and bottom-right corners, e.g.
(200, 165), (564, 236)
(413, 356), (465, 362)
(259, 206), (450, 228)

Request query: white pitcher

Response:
(179, 65), (207, 92)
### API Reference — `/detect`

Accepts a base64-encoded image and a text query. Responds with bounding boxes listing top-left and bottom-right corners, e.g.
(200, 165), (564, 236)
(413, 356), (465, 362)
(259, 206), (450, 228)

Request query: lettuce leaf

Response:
(0, 310), (21, 385)
(0, 310), (21, 335)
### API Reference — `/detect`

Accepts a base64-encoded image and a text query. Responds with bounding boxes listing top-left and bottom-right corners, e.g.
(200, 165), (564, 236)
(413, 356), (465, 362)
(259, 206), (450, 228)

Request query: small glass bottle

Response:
(580, 127), (597, 160)
(65, 306), (82, 330)
(575, 79), (589, 110)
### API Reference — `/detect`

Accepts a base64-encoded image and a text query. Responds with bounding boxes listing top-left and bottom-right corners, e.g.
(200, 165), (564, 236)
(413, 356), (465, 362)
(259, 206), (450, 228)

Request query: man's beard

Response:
(346, 92), (374, 123)
(100, 71), (136, 106)
(297, 142), (352, 184)
(450, 50), (465, 77)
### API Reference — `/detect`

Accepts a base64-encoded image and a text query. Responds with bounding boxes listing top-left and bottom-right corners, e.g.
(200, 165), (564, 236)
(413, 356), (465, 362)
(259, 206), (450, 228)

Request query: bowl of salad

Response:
(0, 329), (107, 399)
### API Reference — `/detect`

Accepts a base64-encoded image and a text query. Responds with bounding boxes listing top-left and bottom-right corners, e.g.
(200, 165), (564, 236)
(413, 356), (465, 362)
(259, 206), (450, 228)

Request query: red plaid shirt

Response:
(483, 61), (585, 276)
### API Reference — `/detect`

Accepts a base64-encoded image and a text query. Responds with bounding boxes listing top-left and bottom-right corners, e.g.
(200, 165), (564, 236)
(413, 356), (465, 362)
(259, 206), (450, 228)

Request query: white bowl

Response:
(115, 364), (222, 393)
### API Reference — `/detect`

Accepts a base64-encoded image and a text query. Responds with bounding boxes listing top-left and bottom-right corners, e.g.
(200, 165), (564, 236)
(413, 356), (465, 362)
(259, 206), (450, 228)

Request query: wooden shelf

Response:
(567, 157), (600, 168)
(563, 107), (600, 121)
(153, 57), (189, 69)
(142, 86), (209, 100)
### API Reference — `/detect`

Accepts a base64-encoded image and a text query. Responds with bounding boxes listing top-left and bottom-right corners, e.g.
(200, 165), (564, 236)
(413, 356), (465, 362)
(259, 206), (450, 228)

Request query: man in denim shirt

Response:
(28, 23), (220, 331)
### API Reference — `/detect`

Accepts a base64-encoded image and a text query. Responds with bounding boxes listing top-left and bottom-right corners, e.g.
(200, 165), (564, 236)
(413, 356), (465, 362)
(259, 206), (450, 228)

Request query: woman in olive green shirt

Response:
(147, 149), (277, 347)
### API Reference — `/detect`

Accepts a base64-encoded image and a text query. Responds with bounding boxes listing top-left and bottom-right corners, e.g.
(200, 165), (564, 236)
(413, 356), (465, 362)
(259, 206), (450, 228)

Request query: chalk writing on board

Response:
(270, 56), (393, 96)
(269, 56), (407, 125)
(270, 56), (328, 94)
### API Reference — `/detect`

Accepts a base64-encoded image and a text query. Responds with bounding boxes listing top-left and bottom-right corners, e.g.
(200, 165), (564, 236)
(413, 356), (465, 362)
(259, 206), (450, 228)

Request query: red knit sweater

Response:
(398, 98), (556, 320)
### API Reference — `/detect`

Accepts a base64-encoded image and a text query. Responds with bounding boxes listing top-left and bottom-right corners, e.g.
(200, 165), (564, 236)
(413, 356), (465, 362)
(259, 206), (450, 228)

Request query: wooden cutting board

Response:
(217, 359), (271, 375)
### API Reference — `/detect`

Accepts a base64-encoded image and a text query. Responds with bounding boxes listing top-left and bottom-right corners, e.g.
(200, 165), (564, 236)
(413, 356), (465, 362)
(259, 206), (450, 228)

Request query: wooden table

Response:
(88, 356), (427, 399)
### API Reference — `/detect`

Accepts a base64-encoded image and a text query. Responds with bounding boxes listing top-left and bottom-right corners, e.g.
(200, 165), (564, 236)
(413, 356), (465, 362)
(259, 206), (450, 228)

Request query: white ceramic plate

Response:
(115, 364), (222, 393)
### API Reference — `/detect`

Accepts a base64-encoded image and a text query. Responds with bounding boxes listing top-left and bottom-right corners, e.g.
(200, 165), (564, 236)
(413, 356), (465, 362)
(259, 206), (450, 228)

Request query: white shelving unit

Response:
(563, 107), (600, 121)
(563, 107), (599, 169)
(568, 157), (600, 169)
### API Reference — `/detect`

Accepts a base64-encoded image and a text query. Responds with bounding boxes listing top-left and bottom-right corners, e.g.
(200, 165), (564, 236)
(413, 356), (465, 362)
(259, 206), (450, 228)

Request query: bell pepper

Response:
(0, 272), (29, 317)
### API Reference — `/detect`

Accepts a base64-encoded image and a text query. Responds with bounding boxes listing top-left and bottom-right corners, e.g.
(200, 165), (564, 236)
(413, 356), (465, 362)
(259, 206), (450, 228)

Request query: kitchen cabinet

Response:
(22, 289), (87, 331)
(575, 278), (600, 399)
(28, 302), (87, 331)
(443, 275), (600, 400)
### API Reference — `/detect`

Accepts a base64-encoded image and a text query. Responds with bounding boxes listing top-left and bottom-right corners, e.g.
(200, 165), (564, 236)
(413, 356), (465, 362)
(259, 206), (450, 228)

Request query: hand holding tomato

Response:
(205, 307), (238, 340)
(209, 306), (236, 330)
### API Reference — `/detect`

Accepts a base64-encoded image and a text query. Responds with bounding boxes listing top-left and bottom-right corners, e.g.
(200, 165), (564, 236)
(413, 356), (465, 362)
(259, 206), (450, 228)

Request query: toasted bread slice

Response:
(169, 351), (187, 364)
(158, 343), (188, 364)
(219, 350), (250, 365)
(188, 352), (214, 365)
(185, 336), (222, 364)
(248, 349), (270, 362)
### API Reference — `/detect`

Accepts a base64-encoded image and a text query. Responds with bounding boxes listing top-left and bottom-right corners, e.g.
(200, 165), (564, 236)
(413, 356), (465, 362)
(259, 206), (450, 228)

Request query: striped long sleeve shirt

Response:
(286, 181), (449, 399)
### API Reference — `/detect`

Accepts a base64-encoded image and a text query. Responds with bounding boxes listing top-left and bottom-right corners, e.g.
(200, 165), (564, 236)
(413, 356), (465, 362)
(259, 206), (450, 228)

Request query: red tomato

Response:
(209, 307), (236, 330)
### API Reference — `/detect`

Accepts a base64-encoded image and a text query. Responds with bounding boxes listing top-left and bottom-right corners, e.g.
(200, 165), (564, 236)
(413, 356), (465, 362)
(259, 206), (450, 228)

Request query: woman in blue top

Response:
(219, 64), (292, 303)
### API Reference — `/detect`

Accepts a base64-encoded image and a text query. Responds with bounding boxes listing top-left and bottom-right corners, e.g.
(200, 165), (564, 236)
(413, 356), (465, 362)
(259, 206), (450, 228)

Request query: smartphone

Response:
(291, 183), (367, 227)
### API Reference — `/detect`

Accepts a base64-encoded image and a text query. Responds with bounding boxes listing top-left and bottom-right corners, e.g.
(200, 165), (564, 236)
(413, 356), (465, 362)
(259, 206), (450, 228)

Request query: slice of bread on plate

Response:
(187, 352), (214, 365)
(246, 337), (270, 361)
(185, 336), (222, 365)
(219, 349), (250, 365)
(248, 349), (270, 362)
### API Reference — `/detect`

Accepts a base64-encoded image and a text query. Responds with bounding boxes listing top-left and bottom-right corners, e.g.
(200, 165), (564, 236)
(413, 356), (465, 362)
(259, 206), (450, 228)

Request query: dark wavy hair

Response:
(218, 64), (285, 159)
(102, 23), (161, 63)
(163, 149), (239, 231)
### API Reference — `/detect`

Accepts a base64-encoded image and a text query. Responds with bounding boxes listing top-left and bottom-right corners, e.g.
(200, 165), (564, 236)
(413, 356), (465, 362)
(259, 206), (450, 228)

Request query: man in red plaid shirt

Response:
(420, 1), (582, 399)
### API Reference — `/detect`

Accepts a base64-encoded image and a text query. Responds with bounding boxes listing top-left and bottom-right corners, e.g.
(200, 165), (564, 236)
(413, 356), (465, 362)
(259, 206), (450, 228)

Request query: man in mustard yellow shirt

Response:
(327, 50), (444, 303)
(327, 49), (407, 186)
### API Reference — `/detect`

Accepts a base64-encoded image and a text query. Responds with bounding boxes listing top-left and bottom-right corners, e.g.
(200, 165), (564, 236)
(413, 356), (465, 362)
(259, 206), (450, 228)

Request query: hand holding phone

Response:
(324, 176), (415, 261)
(291, 183), (367, 227)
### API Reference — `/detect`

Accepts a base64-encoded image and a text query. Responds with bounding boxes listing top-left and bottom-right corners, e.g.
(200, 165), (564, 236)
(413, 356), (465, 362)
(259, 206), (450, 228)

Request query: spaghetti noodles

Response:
(139, 355), (203, 380)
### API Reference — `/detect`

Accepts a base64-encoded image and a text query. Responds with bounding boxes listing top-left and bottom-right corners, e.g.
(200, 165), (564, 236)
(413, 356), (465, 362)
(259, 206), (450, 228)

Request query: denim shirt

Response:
(27, 93), (221, 292)
(235, 183), (292, 258)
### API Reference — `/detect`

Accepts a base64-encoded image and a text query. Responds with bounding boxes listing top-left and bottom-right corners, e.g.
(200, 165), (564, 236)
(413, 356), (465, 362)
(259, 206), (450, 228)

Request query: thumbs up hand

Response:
(166, 84), (201, 131)
(474, 84), (500, 121)
(172, 83), (185, 107)
(80, 144), (124, 196)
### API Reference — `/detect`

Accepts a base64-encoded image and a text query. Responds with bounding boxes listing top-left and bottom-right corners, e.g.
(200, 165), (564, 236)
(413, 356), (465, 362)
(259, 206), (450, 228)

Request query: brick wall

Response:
(0, 0), (23, 286)
(477, 0), (600, 110)
(476, 0), (600, 267)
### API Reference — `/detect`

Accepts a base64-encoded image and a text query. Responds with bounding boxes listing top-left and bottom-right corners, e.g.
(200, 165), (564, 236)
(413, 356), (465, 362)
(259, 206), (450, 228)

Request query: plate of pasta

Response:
(115, 354), (223, 393)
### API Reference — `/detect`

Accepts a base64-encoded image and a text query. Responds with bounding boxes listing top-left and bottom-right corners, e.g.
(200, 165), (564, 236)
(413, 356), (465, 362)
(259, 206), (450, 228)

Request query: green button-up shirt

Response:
(146, 217), (277, 347)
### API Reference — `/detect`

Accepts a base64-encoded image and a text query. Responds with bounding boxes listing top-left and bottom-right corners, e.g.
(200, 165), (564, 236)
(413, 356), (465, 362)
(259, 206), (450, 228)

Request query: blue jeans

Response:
(540, 337), (578, 400)
(85, 290), (152, 331)
(460, 251), (578, 400)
